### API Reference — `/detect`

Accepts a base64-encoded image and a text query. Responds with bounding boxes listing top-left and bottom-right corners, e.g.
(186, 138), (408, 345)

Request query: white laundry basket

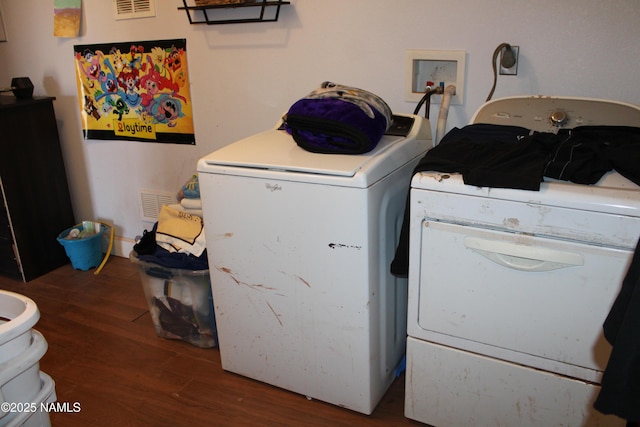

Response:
(3, 372), (56, 427)
(0, 291), (55, 427)
(0, 331), (48, 426)
(0, 291), (40, 363)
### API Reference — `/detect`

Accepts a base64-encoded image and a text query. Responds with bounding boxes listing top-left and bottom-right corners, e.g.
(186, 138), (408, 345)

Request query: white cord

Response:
(435, 85), (456, 145)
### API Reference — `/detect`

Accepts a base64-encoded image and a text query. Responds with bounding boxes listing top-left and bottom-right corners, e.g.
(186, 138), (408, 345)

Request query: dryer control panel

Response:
(471, 95), (640, 132)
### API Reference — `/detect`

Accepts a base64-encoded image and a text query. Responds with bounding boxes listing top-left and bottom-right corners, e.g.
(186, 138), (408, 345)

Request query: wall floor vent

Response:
(139, 190), (175, 222)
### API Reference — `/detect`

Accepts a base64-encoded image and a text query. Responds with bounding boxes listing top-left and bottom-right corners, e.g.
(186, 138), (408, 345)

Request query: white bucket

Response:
(4, 372), (56, 427)
(0, 291), (40, 364)
(0, 330), (48, 427)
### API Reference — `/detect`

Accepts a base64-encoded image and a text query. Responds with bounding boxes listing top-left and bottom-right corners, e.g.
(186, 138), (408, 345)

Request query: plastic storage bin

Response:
(130, 252), (217, 348)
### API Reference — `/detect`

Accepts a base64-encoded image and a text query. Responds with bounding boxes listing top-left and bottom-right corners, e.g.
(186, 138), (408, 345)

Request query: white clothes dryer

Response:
(404, 96), (640, 426)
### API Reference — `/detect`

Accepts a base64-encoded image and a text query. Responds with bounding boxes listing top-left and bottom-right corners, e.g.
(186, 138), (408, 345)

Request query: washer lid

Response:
(198, 114), (431, 186)
(201, 128), (382, 177)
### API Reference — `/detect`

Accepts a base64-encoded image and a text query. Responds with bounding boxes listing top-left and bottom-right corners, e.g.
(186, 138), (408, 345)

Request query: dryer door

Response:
(411, 220), (631, 382)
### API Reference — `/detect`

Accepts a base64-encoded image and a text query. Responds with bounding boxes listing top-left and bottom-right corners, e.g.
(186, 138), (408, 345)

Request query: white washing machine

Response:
(197, 114), (430, 414)
(404, 96), (640, 426)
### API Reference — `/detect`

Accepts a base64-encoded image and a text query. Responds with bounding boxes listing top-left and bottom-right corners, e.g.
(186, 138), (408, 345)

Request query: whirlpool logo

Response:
(265, 183), (282, 192)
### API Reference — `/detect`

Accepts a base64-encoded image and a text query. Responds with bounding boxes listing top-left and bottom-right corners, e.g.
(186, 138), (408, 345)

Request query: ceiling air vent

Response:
(113, 0), (155, 20)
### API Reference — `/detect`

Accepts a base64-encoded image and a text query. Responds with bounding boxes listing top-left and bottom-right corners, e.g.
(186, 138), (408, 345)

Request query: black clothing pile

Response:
(134, 222), (208, 271)
(391, 124), (640, 278)
(594, 237), (640, 423)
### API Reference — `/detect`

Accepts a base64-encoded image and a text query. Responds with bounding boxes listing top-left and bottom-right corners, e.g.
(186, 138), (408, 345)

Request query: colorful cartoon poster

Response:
(73, 39), (195, 144)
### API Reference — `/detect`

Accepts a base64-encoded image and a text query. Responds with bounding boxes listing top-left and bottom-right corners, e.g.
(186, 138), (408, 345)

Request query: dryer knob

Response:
(549, 110), (568, 127)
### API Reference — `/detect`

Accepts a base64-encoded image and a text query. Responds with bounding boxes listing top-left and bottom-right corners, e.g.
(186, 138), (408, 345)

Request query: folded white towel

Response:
(168, 203), (203, 218)
(181, 198), (202, 210)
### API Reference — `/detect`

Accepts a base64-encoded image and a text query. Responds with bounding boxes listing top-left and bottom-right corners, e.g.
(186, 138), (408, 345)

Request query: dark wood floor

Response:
(1, 256), (421, 426)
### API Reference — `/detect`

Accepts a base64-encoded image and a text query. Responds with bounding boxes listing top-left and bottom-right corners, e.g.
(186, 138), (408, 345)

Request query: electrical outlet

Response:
(405, 50), (466, 105)
(499, 46), (519, 75)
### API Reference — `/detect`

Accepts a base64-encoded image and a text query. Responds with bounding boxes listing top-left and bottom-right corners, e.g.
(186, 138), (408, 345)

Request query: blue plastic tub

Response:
(57, 224), (105, 271)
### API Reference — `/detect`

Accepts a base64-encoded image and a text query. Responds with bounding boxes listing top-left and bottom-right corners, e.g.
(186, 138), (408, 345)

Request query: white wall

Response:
(1, 0), (639, 257)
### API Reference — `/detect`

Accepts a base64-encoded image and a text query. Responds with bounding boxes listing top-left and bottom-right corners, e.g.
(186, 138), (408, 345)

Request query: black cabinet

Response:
(0, 96), (75, 281)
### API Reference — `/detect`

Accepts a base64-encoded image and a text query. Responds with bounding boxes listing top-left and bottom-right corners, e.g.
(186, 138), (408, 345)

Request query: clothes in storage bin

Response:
(130, 251), (217, 348)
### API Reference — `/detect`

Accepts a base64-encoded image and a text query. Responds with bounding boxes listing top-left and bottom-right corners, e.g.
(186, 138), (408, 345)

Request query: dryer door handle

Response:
(464, 237), (584, 272)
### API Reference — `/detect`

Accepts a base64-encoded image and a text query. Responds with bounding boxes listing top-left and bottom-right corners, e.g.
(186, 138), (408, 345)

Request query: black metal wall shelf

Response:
(179, 0), (290, 25)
